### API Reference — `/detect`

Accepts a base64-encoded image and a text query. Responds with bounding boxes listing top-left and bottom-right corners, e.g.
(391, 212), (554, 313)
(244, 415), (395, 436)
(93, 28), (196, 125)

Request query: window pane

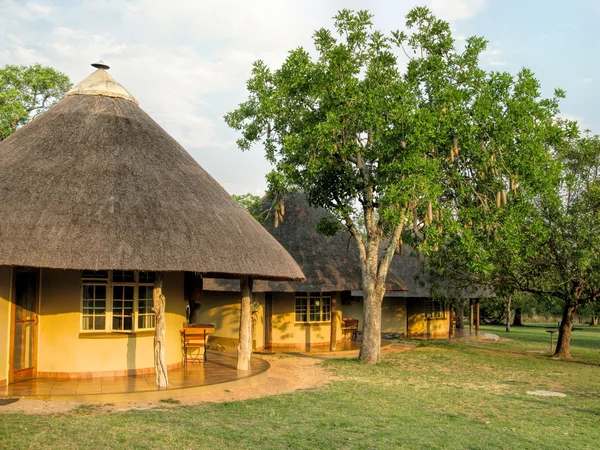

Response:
(139, 272), (155, 283)
(82, 270), (108, 280)
(113, 271), (134, 283)
(82, 284), (106, 331)
(124, 286), (134, 300)
(309, 298), (320, 322)
(83, 285), (93, 299)
(82, 316), (93, 330)
(322, 297), (331, 321)
(96, 285), (106, 299)
(95, 316), (105, 330)
(295, 297), (307, 322)
(113, 285), (123, 299)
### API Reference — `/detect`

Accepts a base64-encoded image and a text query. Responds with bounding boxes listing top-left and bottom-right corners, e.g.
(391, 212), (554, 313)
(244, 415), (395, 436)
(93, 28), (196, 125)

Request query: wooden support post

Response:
(330, 295), (337, 352)
(476, 299), (481, 336)
(237, 276), (253, 371)
(153, 272), (168, 389)
(469, 299), (474, 337)
(449, 305), (454, 338)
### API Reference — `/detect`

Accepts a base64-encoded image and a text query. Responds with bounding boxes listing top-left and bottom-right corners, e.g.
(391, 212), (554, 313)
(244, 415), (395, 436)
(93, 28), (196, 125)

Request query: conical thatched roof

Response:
(0, 66), (304, 281)
(204, 193), (408, 292)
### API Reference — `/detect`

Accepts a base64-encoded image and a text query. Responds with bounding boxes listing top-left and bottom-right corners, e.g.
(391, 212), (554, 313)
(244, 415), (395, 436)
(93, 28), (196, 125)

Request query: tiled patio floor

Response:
(1, 351), (269, 401)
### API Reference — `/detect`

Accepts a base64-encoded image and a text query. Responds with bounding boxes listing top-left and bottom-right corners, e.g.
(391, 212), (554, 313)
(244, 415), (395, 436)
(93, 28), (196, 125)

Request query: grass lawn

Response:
(1, 325), (599, 449)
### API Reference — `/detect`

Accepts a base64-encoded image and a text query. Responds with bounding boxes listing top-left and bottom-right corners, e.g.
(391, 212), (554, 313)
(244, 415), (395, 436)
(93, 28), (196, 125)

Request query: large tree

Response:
(226, 8), (566, 363)
(0, 64), (71, 140)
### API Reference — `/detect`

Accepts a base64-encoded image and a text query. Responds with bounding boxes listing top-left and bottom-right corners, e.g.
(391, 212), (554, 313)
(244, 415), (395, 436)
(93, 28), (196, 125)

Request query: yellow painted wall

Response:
(271, 292), (342, 348)
(407, 299), (450, 338)
(340, 297), (407, 335)
(38, 269), (186, 374)
(196, 291), (265, 350)
(382, 298), (407, 334)
(0, 266), (11, 384)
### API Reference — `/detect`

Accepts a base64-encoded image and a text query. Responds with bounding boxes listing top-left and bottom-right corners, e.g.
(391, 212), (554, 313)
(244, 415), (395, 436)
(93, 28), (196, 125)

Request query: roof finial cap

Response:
(91, 60), (110, 70)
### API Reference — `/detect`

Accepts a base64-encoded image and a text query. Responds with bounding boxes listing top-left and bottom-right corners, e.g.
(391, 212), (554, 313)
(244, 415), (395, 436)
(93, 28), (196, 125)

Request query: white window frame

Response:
(80, 270), (155, 333)
(294, 292), (332, 323)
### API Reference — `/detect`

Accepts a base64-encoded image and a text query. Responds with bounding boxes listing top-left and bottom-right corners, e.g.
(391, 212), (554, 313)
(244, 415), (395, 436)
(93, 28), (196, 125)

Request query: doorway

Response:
(10, 268), (40, 383)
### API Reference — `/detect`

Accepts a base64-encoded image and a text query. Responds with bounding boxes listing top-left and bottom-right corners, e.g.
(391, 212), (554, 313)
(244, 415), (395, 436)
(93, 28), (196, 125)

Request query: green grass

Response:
(1, 325), (599, 449)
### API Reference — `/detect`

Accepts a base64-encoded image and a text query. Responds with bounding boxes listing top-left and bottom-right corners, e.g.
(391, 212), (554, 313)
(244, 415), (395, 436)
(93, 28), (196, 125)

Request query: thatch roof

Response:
(0, 67), (304, 281)
(204, 193), (408, 292)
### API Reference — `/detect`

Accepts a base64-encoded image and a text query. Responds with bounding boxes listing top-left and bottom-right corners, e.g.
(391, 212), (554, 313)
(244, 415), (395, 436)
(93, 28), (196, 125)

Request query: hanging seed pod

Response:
(481, 139), (487, 153)
(412, 208), (418, 230)
(436, 210), (440, 221)
(279, 201), (285, 218)
(502, 190), (507, 205)
(401, 140), (407, 149)
(274, 210), (280, 228)
(496, 191), (502, 208)
(427, 202), (433, 224)
(511, 178), (516, 192)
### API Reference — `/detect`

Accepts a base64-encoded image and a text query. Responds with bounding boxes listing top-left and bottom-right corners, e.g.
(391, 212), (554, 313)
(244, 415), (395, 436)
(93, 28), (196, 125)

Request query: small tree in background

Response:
(233, 193), (263, 222)
(0, 64), (71, 141)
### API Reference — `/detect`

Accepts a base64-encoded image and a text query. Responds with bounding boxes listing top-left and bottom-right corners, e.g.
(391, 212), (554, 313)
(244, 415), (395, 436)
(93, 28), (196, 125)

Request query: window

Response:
(81, 271), (155, 332)
(295, 292), (332, 322)
(425, 299), (446, 319)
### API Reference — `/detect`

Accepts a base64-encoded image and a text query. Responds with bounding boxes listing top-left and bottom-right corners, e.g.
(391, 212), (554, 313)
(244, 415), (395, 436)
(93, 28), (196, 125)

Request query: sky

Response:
(1, 0), (599, 195)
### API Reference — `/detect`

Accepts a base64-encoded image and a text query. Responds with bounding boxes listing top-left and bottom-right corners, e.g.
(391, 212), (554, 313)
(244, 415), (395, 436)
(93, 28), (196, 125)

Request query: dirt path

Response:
(0, 344), (415, 415)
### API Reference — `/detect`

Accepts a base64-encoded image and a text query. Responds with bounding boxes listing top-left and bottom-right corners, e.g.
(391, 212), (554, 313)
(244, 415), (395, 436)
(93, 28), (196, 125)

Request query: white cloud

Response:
(429, 0), (487, 22)
(481, 45), (506, 68)
(578, 77), (594, 84)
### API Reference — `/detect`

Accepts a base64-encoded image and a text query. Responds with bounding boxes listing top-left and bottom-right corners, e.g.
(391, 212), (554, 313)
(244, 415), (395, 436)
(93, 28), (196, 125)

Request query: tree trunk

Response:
(591, 316), (598, 327)
(237, 276), (253, 371)
(152, 272), (168, 389)
(553, 301), (577, 359)
(359, 280), (384, 363)
(513, 307), (523, 326)
(505, 296), (512, 333)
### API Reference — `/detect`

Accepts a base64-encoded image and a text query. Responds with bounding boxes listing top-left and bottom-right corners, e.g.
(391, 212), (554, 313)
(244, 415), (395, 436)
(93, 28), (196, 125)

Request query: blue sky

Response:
(1, 0), (598, 194)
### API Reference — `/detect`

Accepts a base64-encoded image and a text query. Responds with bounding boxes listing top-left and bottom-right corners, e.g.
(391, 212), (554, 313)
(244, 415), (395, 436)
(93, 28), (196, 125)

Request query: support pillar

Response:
(330, 295), (337, 351)
(469, 299), (474, 337)
(237, 276), (253, 371)
(476, 298), (481, 337)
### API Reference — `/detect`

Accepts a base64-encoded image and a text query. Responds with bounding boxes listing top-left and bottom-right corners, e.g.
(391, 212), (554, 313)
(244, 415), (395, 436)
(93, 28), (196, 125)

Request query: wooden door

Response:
(10, 268), (40, 383)
(264, 292), (273, 349)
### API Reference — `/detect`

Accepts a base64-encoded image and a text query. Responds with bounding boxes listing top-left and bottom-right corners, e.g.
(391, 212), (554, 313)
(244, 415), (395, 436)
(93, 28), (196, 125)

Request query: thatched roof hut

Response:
(0, 65), (304, 281)
(204, 193), (408, 292)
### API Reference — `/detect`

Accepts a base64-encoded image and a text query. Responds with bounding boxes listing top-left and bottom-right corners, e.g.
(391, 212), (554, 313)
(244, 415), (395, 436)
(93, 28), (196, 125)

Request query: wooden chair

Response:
(181, 323), (215, 366)
(341, 318), (359, 341)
